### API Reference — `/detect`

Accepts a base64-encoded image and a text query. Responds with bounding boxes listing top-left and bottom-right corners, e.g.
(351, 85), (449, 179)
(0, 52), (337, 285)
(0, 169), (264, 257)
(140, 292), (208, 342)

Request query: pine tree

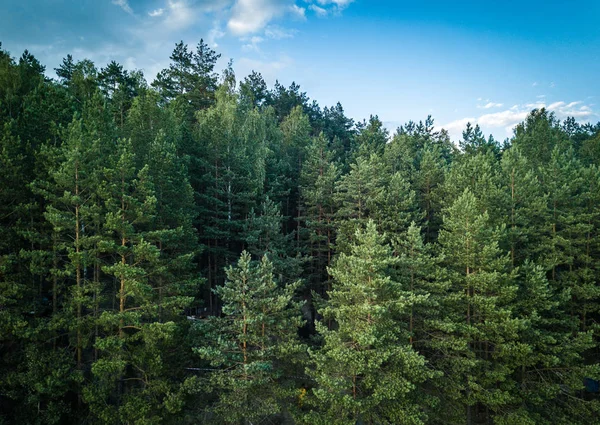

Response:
(374, 172), (420, 240)
(512, 109), (567, 168)
(299, 132), (340, 294)
(98, 60), (141, 129)
(496, 261), (599, 425)
(393, 222), (444, 348)
(239, 70), (268, 109)
(305, 221), (434, 425)
(244, 196), (302, 282)
(460, 122), (500, 156)
(144, 129), (201, 320)
(275, 105), (312, 236)
(497, 146), (547, 268)
(36, 116), (103, 372)
(192, 252), (305, 424)
(412, 143), (448, 242)
(432, 188), (521, 424)
(195, 86), (268, 308)
(353, 115), (389, 158)
(85, 138), (192, 424)
(0, 124), (29, 339)
(334, 153), (387, 252)
(440, 150), (503, 226)
(152, 39), (221, 112)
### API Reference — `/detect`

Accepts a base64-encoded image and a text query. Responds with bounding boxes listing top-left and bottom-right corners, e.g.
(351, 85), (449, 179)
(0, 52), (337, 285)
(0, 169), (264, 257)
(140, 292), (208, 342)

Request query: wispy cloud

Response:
(228, 0), (298, 35)
(237, 54), (294, 84)
(309, 4), (328, 17)
(112, 0), (133, 14)
(290, 4), (306, 19)
(208, 22), (226, 48)
(305, 0), (355, 16)
(241, 36), (265, 52)
(478, 102), (503, 109)
(148, 8), (164, 17)
(316, 0), (355, 10)
(163, 0), (196, 30)
(442, 99), (598, 141)
(264, 25), (297, 39)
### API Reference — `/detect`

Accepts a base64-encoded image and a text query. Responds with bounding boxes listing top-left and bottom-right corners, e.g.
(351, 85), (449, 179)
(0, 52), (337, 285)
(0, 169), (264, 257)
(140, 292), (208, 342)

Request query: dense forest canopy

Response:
(1, 40), (599, 425)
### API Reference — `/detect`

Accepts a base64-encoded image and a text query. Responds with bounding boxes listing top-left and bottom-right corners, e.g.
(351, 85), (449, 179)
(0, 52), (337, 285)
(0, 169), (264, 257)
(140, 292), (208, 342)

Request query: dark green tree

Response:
(305, 221), (434, 425)
(192, 252), (304, 424)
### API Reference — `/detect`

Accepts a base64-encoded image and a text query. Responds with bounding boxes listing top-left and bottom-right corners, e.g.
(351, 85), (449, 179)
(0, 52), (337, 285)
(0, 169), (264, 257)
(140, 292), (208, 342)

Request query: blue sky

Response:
(1, 0), (599, 140)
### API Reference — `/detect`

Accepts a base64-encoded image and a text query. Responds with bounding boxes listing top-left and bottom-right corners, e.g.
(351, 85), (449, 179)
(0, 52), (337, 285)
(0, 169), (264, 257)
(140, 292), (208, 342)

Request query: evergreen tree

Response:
(244, 197), (302, 282)
(299, 132), (340, 294)
(512, 109), (567, 168)
(305, 221), (434, 425)
(432, 188), (521, 424)
(195, 85), (268, 307)
(393, 222), (444, 349)
(440, 150), (503, 226)
(192, 252), (304, 424)
(412, 143), (448, 242)
(85, 138), (193, 424)
(334, 153), (387, 252)
(275, 105), (312, 236)
(499, 146), (547, 268)
(152, 39), (221, 112)
(239, 70), (268, 109)
(353, 115), (389, 158)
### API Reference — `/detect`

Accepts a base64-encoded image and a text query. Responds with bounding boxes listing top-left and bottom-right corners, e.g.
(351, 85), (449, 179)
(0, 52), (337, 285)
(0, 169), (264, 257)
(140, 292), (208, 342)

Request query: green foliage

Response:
(305, 221), (435, 425)
(152, 39), (221, 112)
(192, 252), (305, 424)
(432, 188), (522, 424)
(0, 44), (599, 425)
(244, 197), (303, 282)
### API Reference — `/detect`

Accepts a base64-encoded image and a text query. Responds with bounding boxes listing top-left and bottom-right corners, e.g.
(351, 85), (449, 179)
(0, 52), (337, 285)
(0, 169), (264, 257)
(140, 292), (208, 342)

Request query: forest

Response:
(0, 39), (599, 425)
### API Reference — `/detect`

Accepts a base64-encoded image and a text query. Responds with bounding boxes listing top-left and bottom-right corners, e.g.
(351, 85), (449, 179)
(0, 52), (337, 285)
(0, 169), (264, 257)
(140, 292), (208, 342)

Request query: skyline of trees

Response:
(1, 40), (599, 424)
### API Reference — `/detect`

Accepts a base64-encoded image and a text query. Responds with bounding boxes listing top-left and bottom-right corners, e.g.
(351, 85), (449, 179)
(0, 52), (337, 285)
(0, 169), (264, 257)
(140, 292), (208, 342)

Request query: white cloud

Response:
(264, 25), (297, 39)
(532, 82), (538, 87)
(477, 110), (530, 128)
(148, 8), (164, 17)
(309, 4), (328, 17)
(237, 55), (294, 84)
(442, 99), (598, 141)
(228, 0), (297, 35)
(547, 101), (565, 110)
(112, 0), (133, 14)
(208, 22), (226, 48)
(442, 117), (476, 135)
(309, 0), (354, 16)
(163, 0), (196, 30)
(290, 4), (306, 19)
(241, 35), (264, 52)
(316, 0), (355, 9)
(479, 102), (503, 109)
(550, 81), (556, 88)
